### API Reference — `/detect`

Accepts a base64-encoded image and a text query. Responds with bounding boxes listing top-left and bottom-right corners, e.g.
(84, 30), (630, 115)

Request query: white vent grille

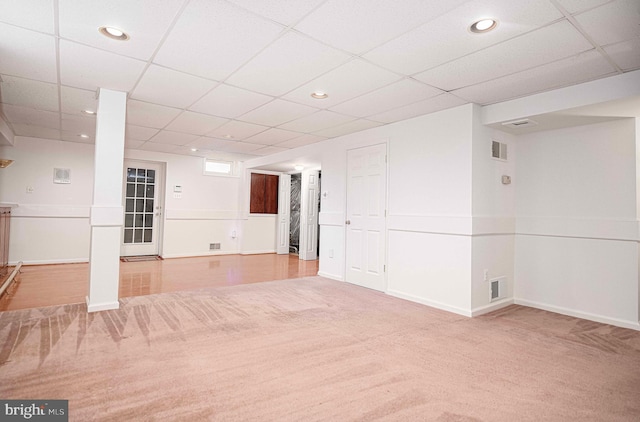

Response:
(490, 277), (507, 302)
(501, 118), (538, 129)
(209, 243), (221, 250)
(491, 141), (508, 161)
(53, 168), (71, 184)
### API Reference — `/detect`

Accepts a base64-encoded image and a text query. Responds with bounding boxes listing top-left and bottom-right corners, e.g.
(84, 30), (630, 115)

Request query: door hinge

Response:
(383, 264), (386, 272)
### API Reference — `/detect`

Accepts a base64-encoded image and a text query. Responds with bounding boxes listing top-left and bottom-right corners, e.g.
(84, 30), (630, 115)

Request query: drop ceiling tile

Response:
(61, 131), (94, 144)
(0, 0), (55, 33)
(274, 134), (327, 149)
(226, 32), (351, 96)
(244, 128), (301, 145)
(189, 83), (273, 119)
(313, 119), (383, 138)
(126, 125), (159, 141)
(138, 142), (180, 153)
(239, 99), (318, 127)
(221, 141), (265, 154)
(125, 139), (145, 149)
(1, 104), (60, 128)
(556, 0), (612, 13)
(131, 65), (218, 109)
(279, 110), (356, 133)
(251, 145), (289, 156)
(364, 0), (563, 75)
(227, 0), (325, 26)
(451, 50), (616, 105)
(60, 86), (98, 115)
(329, 79), (443, 118)
(148, 130), (199, 146)
(369, 93), (468, 124)
(153, 0), (283, 81)
(604, 38), (640, 71)
(11, 124), (60, 139)
(575, 0), (640, 46)
(127, 100), (182, 129)
(59, 41), (147, 92)
(165, 111), (229, 135)
(283, 59), (402, 108)
(58, 0), (185, 61)
(207, 120), (269, 140)
(187, 137), (237, 151)
(0, 75), (58, 111)
(0, 23), (57, 83)
(294, 0), (467, 54)
(414, 21), (594, 91)
(61, 113), (96, 135)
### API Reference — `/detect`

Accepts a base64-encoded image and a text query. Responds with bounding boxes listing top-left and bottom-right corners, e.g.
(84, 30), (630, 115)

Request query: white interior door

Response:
(299, 170), (319, 261)
(346, 144), (387, 291)
(277, 174), (291, 254)
(121, 160), (164, 257)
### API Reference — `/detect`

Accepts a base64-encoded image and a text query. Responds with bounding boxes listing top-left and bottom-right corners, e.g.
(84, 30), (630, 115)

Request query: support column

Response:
(87, 89), (126, 313)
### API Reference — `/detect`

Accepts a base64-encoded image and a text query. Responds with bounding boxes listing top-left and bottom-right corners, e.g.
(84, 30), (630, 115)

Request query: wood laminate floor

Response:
(0, 254), (319, 312)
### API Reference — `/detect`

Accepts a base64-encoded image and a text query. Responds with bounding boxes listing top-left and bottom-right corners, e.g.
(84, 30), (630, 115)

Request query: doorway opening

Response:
(288, 171), (320, 259)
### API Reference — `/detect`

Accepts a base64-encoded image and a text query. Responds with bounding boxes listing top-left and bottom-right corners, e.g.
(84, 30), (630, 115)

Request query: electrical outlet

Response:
(26, 186), (34, 194)
(483, 269), (489, 281)
(329, 249), (334, 258)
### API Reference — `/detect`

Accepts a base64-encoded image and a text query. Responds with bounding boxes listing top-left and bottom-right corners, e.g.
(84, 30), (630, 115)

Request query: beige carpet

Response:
(1, 276), (639, 421)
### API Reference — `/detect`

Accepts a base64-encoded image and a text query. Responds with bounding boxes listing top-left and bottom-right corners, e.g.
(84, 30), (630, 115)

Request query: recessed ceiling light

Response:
(311, 91), (328, 99)
(469, 19), (498, 34)
(79, 134), (89, 139)
(81, 109), (96, 115)
(294, 165), (304, 171)
(223, 134), (234, 139)
(191, 148), (198, 152)
(98, 26), (130, 41)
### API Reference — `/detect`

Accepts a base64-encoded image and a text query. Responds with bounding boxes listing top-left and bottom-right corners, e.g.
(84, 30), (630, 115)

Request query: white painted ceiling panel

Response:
(60, 131), (94, 144)
(0, 75), (58, 111)
(226, 0), (326, 26)
(243, 128), (302, 145)
(283, 59), (402, 109)
(131, 65), (218, 109)
(1, 104), (60, 129)
(0, 23), (57, 83)
(364, 0), (563, 75)
(126, 100), (182, 129)
(60, 86), (98, 115)
(330, 79), (443, 118)
(313, 119), (383, 138)
(451, 50), (616, 105)
(251, 145), (288, 156)
(280, 110), (356, 133)
(0, 0), (55, 33)
(555, 0), (613, 14)
(165, 111), (229, 136)
(148, 130), (199, 145)
(59, 41), (147, 92)
(574, 0), (640, 46)
(274, 134), (328, 149)
(189, 83), (273, 119)
(58, 0), (185, 61)
(126, 125), (159, 141)
(221, 141), (265, 154)
(239, 99), (318, 127)
(604, 38), (640, 71)
(153, 0), (284, 81)
(138, 142), (180, 153)
(11, 124), (60, 139)
(61, 113), (96, 135)
(226, 32), (351, 96)
(207, 120), (269, 141)
(294, 0), (468, 54)
(186, 137), (237, 151)
(370, 93), (468, 124)
(125, 139), (145, 149)
(415, 20), (594, 90)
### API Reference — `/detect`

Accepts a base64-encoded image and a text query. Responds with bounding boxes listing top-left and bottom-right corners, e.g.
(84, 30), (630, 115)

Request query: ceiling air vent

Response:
(491, 140), (508, 161)
(501, 118), (538, 129)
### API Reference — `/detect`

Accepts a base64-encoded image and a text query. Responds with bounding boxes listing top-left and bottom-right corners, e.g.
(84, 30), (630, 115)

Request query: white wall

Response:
(514, 119), (639, 328)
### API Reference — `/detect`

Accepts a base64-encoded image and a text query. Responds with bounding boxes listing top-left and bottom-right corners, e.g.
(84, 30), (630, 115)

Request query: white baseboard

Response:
(9, 258), (89, 266)
(86, 297), (120, 313)
(471, 298), (514, 317)
(386, 289), (472, 317)
(240, 250), (276, 255)
(317, 271), (343, 281)
(161, 251), (238, 259)
(515, 298), (640, 331)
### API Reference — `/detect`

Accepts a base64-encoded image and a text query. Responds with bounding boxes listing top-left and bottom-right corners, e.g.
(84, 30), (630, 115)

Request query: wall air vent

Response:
(53, 168), (71, 184)
(501, 118), (538, 129)
(490, 277), (507, 302)
(209, 243), (221, 250)
(491, 140), (508, 161)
